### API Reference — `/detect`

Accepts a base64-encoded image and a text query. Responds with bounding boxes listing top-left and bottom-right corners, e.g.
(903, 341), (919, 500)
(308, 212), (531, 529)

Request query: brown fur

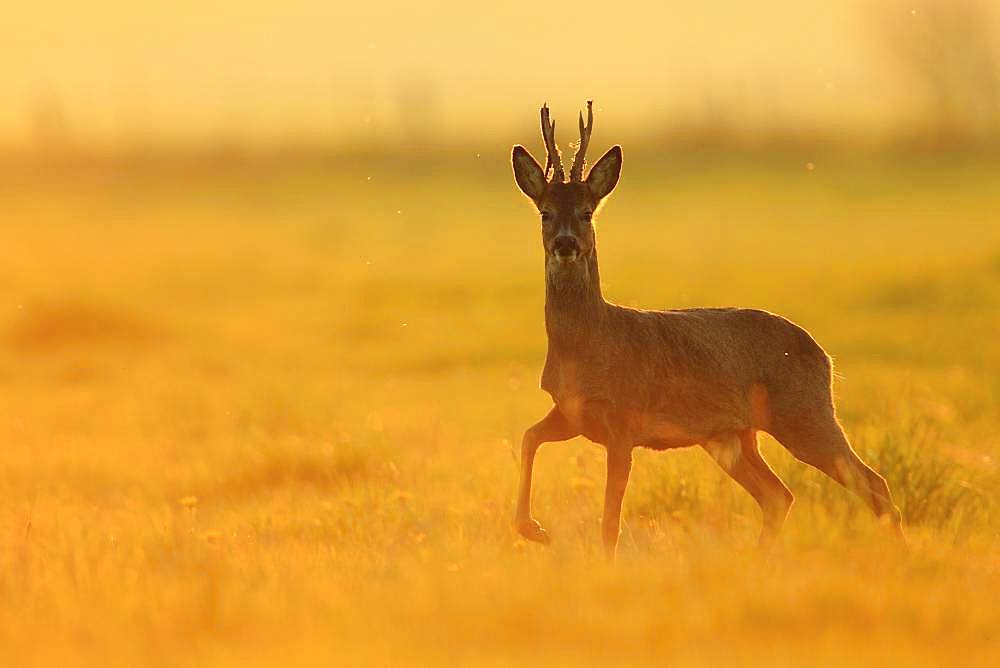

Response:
(511, 105), (904, 558)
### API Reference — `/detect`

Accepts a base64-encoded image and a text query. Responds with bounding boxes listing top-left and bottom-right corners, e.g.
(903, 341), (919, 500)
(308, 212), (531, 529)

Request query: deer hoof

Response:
(517, 518), (551, 545)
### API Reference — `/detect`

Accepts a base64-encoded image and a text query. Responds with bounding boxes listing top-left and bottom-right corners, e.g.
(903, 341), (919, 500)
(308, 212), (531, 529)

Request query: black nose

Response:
(553, 236), (579, 257)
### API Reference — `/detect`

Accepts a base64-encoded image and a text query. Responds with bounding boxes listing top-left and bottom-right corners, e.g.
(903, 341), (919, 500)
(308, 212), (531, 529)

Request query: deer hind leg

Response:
(771, 412), (904, 540)
(515, 406), (578, 544)
(704, 430), (794, 546)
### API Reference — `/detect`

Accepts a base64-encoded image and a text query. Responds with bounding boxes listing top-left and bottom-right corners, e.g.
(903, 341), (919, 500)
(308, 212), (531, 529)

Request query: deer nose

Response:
(552, 235), (580, 258)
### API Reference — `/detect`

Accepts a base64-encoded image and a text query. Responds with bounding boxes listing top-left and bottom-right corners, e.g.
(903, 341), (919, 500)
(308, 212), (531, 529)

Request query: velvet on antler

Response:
(539, 103), (565, 183)
(569, 100), (594, 182)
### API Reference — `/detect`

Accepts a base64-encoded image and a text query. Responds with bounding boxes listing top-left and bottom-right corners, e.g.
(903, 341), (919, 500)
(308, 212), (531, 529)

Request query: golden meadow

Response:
(1, 146), (998, 665)
(2, 1), (1000, 666)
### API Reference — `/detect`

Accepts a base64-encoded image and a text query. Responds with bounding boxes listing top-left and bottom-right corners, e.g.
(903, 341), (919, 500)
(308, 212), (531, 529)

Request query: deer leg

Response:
(515, 406), (578, 544)
(809, 448), (903, 539)
(703, 430), (793, 546)
(602, 444), (633, 561)
(772, 416), (905, 542)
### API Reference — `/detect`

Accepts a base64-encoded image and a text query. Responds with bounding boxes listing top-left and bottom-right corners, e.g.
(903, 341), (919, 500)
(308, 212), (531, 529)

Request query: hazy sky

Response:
(2, 1), (996, 148)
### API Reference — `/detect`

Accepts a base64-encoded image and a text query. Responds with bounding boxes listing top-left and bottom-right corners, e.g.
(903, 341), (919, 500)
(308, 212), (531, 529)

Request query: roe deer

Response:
(512, 102), (904, 559)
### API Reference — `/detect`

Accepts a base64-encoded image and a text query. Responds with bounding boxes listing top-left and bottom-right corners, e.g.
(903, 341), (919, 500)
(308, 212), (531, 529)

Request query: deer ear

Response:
(512, 145), (546, 203)
(586, 145), (622, 201)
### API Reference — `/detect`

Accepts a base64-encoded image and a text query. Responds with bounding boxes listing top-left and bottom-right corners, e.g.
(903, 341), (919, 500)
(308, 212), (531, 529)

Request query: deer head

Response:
(512, 101), (622, 267)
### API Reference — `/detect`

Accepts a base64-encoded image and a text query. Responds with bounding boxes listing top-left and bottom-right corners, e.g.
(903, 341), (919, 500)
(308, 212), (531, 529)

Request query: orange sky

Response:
(2, 1), (996, 148)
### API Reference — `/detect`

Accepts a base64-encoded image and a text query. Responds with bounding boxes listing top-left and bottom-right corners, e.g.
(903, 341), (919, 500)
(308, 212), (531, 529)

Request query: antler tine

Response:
(570, 100), (594, 182)
(540, 103), (565, 183)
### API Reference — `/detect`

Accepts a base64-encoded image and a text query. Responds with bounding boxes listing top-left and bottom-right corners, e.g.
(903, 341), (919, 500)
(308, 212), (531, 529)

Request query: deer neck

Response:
(544, 248), (606, 350)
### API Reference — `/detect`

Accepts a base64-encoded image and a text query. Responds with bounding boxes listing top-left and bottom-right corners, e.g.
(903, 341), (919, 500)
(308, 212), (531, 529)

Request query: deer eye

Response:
(540, 211), (553, 222)
(581, 211), (593, 222)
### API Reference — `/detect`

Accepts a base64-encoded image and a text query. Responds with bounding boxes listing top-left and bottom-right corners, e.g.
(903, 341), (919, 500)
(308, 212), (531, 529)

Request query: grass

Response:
(0, 149), (998, 666)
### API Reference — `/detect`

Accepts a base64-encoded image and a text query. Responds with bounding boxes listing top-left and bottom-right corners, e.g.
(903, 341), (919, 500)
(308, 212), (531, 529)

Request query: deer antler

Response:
(540, 103), (565, 183)
(570, 100), (594, 182)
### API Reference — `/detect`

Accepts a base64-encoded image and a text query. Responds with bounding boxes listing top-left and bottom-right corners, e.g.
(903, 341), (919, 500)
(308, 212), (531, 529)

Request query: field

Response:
(1, 149), (999, 666)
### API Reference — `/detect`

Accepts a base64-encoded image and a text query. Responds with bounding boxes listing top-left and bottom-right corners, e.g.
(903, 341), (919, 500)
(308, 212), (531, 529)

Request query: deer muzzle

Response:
(552, 235), (581, 262)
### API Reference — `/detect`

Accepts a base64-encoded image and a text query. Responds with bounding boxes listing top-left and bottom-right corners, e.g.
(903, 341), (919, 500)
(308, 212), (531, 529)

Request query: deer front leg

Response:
(515, 406), (577, 544)
(602, 444), (633, 561)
